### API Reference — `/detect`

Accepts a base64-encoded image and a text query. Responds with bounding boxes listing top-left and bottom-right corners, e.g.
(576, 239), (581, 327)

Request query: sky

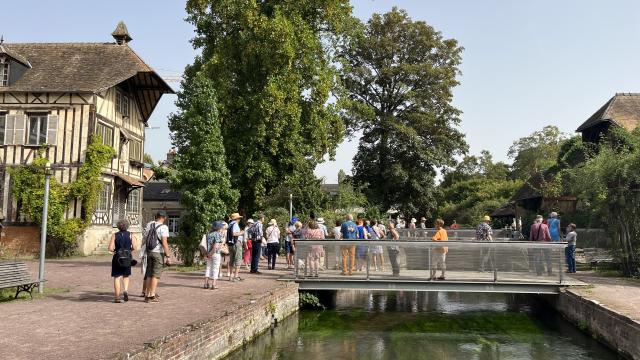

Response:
(3, 0), (640, 183)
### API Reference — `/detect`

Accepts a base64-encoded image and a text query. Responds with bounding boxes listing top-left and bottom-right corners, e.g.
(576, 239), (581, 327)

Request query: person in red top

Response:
(449, 220), (460, 230)
(529, 215), (552, 276)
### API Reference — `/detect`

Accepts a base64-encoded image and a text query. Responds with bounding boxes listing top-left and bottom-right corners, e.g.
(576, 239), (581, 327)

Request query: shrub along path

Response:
(0, 256), (291, 360)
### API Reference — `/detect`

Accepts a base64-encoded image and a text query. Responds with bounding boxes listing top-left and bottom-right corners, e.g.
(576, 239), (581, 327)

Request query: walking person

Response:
(203, 221), (225, 290)
(242, 219), (254, 271)
(387, 220), (401, 277)
(305, 220), (325, 277)
(227, 213), (245, 282)
(476, 215), (494, 272)
(548, 212), (562, 242)
(249, 215), (265, 274)
(565, 223), (578, 273)
(109, 219), (136, 303)
(530, 215), (552, 276)
(266, 219), (281, 270)
(355, 219), (369, 271)
(340, 214), (358, 275)
(143, 210), (171, 303)
(369, 220), (385, 271)
(430, 219), (448, 280)
(285, 217), (298, 269)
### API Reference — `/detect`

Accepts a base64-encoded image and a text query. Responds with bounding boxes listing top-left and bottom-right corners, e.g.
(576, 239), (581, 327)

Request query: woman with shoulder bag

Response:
(109, 219), (137, 303)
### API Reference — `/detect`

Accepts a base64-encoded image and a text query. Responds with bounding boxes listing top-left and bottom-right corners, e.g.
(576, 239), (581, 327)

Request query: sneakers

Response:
(145, 296), (159, 303)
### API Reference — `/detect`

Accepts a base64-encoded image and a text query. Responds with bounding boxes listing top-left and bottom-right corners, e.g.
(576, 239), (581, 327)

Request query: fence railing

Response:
(291, 239), (568, 285)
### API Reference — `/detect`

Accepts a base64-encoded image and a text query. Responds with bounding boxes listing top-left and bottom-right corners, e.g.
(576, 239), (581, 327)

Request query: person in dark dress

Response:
(109, 219), (137, 303)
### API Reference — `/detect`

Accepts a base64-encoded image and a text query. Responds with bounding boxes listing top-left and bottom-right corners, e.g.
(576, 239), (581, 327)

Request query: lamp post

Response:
(38, 162), (52, 294)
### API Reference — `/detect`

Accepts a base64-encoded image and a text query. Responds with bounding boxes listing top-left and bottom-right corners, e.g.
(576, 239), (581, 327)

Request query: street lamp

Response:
(38, 162), (52, 293)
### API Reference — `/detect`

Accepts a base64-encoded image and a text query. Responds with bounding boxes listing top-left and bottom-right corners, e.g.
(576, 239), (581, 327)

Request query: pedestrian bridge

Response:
(281, 239), (581, 295)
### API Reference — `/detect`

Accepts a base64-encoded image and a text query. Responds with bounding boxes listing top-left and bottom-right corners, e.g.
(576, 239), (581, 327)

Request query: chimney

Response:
(111, 21), (133, 45)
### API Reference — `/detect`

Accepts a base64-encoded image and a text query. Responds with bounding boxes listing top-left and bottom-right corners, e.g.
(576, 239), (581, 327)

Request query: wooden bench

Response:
(0, 261), (43, 299)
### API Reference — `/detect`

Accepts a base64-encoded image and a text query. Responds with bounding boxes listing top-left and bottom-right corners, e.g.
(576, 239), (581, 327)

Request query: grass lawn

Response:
(0, 286), (70, 303)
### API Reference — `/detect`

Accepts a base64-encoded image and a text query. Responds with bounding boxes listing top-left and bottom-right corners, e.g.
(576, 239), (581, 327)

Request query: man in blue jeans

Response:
(565, 223), (577, 273)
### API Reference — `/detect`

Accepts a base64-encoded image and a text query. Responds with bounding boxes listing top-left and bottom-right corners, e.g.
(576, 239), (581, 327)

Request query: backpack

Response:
(145, 222), (160, 250)
(227, 221), (238, 246)
(248, 224), (262, 241)
(115, 233), (132, 267)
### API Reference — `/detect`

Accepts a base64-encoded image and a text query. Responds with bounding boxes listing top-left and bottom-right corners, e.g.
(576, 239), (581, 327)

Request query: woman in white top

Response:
(265, 219), (281, 270)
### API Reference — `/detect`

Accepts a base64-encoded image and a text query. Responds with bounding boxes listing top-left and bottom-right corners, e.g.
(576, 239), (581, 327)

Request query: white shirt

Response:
(266, 225), (280, 244)
(333, 226), (342, 239)
(144, 221), (169, 253)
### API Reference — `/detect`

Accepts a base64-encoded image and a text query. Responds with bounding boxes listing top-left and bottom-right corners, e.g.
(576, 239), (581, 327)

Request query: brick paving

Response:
(0, 256), (292, 360)
(569, 271), (640, 322)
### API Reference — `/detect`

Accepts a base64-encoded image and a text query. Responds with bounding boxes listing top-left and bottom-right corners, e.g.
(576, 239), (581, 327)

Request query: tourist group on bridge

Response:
(107, 210), (578, 303)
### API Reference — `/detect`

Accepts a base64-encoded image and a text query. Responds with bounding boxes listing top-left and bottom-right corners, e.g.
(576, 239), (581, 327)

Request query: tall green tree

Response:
(339, 8), (467, 217)
(508, 125), (566, 180)
(167, 73), (238, 265)
(185, 0), (351, 214)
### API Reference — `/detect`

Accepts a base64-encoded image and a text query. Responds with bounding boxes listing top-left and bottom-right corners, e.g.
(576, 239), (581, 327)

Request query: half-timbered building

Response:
(0, 22), (173, 254)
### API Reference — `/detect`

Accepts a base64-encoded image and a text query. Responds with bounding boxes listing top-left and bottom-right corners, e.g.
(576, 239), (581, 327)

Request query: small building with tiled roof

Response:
(0, 22), (173, 255)
(577, 93), (640, 142)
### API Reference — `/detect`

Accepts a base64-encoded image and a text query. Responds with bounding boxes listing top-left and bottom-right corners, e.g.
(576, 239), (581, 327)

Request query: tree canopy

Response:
(167, 73), (238, 265)
(508, 125), (566, 180)
(338, 7), (467, 218)
(185, 0), (352, 215)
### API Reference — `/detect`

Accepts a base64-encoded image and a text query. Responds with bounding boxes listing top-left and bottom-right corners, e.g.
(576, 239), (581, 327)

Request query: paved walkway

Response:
(0, 256), (291, 360)
(569, 271), (640, 322)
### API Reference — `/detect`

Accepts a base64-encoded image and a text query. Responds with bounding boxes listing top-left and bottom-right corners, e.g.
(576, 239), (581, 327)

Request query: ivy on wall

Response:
(10, 136), (115, 256)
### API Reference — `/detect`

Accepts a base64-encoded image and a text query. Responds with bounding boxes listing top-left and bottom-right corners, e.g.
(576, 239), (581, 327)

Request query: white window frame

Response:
(167, 217), (180, 236)
(116, 90), (130, 117)
(95, 121), (114, 146)
(25, 113), (58, 146)
(0, 112), (6, 144)
(129, 138), (142, 161)
(96, 182), (112, 212)
(0, 56), (9, 87)
(126, 189), (140, 213)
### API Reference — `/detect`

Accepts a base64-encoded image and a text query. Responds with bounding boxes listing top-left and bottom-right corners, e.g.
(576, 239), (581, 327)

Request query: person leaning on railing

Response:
(387, 220), (401, 277)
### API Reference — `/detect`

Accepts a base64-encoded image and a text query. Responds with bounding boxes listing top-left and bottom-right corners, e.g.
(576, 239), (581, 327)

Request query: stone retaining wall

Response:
(553, 289), (640, 360)
(113, 283), (299, 360)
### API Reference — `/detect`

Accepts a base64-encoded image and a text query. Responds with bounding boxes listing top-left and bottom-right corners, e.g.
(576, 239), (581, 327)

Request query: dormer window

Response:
(116, 90), (130, 117)
(0, 57), (9, 86)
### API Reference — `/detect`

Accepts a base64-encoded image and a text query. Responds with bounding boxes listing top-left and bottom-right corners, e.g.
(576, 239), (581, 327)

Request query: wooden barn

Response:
(0, 22), (173, 255)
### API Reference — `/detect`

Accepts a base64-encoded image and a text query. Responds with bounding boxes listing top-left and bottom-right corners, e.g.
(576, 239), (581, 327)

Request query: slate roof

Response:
(0, 39), (173, 122)
(0, 43), (31, 67)
(143, 180), (180, 202)
(576, 93), (640, 132)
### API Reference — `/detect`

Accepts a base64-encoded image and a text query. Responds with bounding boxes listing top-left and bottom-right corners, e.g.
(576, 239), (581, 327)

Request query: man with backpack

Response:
(249, 214), (265, 274)
(227, 213), (245, 282)
(143, 210), (171, 303)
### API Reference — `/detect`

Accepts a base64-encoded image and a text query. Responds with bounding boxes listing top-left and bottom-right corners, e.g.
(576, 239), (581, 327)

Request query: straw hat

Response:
(247, 218), (255, 224)
(483, 215), (491, 222)
(269, 219), (277, 226)
(317, 217), (325, 224)
(229, 213), (242, 221)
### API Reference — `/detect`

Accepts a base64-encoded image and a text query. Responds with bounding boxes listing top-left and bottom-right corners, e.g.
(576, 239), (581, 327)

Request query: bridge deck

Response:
(280, 239), (585, 294)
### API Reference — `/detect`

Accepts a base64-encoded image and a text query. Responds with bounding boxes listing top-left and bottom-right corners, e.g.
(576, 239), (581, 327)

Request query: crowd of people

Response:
(107, 210), (579, 303)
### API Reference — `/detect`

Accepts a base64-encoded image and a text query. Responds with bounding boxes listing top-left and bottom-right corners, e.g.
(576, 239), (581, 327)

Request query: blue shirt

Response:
(357, 225), (366, 239)
(548, 218), (561, 241)
(341, 221), (358, 239)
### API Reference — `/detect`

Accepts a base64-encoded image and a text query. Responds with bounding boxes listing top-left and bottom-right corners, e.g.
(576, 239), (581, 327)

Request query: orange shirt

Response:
(432, 228), (449, 253)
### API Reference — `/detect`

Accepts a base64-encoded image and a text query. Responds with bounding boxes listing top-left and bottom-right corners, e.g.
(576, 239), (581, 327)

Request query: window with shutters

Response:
(116, 90), (130, 117)
(129, 139), (142, 161)
(126, 189), (140, 213)
(25, 113), (58, 146)
(95, 122), (114, 146)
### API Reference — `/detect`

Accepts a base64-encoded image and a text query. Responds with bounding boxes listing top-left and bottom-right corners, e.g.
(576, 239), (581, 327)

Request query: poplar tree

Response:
(339, 8), (467, 217)
(167, 73), (238, 265)
(185, 0), (351, 214)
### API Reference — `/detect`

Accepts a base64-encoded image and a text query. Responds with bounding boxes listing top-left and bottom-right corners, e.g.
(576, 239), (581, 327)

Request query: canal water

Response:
(226, 291), (621, 360)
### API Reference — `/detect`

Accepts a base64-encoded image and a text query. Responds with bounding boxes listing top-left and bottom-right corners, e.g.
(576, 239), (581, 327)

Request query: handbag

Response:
(219, 243), (230, 255)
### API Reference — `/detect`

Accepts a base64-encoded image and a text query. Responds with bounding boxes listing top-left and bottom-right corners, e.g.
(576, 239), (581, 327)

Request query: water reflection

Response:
(225, 291), (620, 360)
